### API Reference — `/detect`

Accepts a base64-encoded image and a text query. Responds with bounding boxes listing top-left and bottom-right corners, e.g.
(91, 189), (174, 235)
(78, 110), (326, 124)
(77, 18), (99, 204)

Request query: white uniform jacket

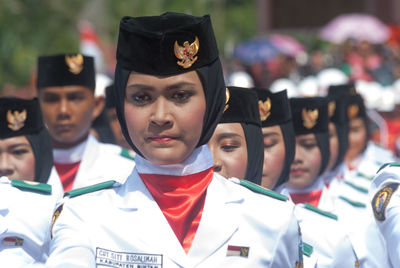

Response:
(48, 135), (135, 198)
(370, 163), (400, 267)
(0, 176), (58, 267)
(47, 146), (302, 268)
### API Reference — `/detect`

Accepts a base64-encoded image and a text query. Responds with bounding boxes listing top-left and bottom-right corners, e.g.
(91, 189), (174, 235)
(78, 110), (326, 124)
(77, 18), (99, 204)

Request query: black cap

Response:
(220, 87), (261, 126)
(328, 83), (357, 98)
(105, 84), (116, 109)
(346, 94), (366, 120)
(0, 98), (43, 139)
(36, 54), (96, 89)
(290, 97), (329, 135)
(254, 89), (292, 127)
(327, 95), (348, 124)
(116, 12), (219, 75)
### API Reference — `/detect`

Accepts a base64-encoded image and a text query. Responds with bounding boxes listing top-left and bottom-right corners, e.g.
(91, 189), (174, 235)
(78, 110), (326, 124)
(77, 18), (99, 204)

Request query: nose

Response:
(57, 98), (71, 120)
(150, 98), (172, 127)
(0, 155), (14, 178)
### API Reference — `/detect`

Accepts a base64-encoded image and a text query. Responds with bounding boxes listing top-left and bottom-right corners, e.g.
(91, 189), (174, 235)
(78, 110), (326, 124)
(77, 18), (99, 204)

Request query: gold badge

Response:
(223, 88), (230, 112)
(65, 54), (84, 74)
(174, 36), (199, 69)
(328, 101), (336, 118)
(51, 203), (64, 238)
(258, 98), (271, 121)
(372, 183), (399, 221)
(302, 108), (318, 129)
(347, 104), (359, 119)
(6, 109), (27, 131)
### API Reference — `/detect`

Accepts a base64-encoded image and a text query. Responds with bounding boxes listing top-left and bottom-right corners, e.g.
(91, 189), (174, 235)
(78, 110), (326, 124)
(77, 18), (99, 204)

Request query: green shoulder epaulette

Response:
(120, 148), (135, 161)
(239, 180), (287, 201)
(356, 172), (373, 181)
(344, 181), (368, 194)
(64, 180), (116, 198)
(302, 242), (313, 257)
(11, 179), (52, 194)
(376, 163), (391, 174)
(304, 203), (338, 220)
(338, 196), (367, 208)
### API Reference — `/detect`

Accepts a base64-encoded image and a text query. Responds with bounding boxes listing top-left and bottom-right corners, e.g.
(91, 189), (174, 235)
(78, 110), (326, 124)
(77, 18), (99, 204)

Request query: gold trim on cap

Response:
(223, 87), (230, 112)
(302, 108), (318, 129)
(7, 109), (27, 131)
(65, 54), (84, 74)
(174, 36), (199, 69)
(258, 98), (271, 121)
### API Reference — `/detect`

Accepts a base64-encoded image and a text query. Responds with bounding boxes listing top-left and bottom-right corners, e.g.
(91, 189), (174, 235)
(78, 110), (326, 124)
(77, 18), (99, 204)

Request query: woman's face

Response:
(208, 123), (248, 180)
(325, 122), (339, 172)
(261, 125), (285, 189)
(0, 136), (35, 181)
(345, 118), (367, 163)
(124, 71), (206, 165)
(288, 133), (321, 189)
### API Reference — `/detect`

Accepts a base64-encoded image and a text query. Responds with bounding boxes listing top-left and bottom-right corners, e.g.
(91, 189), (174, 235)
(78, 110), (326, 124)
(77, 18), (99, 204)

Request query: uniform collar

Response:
(53, 135), (92, 163)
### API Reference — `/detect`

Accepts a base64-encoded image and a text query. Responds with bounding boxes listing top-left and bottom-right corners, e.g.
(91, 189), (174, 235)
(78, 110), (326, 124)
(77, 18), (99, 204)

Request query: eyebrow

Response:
(8, 143), (30, 150)
(126, 82), (196, 92)
(216, 132), (242, 142)
(263, 132), (280, 138)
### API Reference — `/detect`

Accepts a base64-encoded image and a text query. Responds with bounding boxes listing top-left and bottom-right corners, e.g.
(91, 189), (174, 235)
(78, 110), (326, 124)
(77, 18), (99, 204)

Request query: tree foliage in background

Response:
(0, 0), (255, 91)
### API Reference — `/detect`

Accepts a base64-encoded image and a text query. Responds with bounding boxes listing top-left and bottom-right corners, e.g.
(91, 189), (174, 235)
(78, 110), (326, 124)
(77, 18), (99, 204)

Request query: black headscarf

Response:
(290, 97), (330, 175)
(113, 13), (225, 157)
(0, 97), (53, 183)
(254, 89), (295, 188)
(219, 86), (263, 185)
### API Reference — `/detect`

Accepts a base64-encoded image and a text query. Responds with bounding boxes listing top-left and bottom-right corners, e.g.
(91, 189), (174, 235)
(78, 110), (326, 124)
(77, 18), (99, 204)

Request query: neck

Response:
(53, 135), (91, 164)
(52, 133), (89, 149)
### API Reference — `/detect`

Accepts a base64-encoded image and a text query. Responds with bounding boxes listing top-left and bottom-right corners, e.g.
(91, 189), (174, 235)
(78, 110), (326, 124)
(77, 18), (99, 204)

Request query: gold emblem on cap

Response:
(348, 104), (359, 119)
(174, 36), (199, 69)
(328, 101), (336, 118)
(223, 88), (230, 112)
(259, 98), (271, 121)
(6, 109), (27, 131)
(302, 108), (318, 129)
(350, 86), (357, 95)
(65, 54), (84, 74)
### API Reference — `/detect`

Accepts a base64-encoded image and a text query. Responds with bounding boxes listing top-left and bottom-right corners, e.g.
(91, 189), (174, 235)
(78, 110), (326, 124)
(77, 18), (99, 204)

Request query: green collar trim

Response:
(11, 179), (52, 194)
(338, 196), (367, 208)
(304, 203), (338, 220)
(303, 242), (313, 257)
(120, 148), (135, 161)
(239, 180), (287, 201)
(356, 172), (373, 181)
(64, 180), (116, 198)
(344, 181), (368, 194)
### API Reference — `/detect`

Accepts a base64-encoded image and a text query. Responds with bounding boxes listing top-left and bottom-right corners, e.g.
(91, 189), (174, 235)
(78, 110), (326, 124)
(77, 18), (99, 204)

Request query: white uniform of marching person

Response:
(370, 162), (400, 268)
(47, 145), (302, 268)
(0, 176), (58, 267)
(47, 134), (135, 198)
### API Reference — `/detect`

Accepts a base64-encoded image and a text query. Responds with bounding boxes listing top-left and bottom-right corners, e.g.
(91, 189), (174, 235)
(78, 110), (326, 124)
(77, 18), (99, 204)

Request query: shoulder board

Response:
(377, 163), (391, 174)
(64, 180), (116, 198)
(344, 181), (368, 194)
(239, 180), (287, 201)
(120, 148), (135, 161)
(304, 203), (338, 220)
(355, 172), (373, 181)
(11, 179), (52, 194)
(302, 242), (313, 257)
(338, 196), (367, 208)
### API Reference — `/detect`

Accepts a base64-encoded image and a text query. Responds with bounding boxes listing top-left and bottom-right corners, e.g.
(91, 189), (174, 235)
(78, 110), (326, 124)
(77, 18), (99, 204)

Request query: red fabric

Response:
(54, 162), (81, 192)
(290, 190), (323, 207)
(140, 167), (214, 253)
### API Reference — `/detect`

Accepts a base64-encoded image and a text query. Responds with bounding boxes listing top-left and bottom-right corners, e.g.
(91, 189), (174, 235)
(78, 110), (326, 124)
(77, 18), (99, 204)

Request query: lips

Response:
(147, 135), (177, 144)
(54, 124), (74, 133)
(290, 168), (307, 176)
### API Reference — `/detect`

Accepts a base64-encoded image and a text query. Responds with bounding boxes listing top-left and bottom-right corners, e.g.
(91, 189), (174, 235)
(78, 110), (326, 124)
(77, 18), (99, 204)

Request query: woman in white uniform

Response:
(47, 12), (302, 268)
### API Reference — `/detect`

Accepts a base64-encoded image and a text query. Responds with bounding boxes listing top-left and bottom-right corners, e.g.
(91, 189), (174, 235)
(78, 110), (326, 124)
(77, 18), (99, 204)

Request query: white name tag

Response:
(96, 247), (163, 268)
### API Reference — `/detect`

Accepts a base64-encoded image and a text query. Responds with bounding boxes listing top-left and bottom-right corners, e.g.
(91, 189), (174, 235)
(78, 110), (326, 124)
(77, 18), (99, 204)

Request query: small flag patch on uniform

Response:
(2, 237), (24, 246)
(226, 245), (249, 257)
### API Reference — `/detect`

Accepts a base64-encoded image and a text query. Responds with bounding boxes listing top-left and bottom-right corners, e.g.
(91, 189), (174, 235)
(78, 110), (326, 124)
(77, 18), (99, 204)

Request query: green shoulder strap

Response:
(356, 172), (373, 181)
(64, 180), (116, 198)
(344, 181), (368, 194)
(120, 148), (135, 161)
(11, 179), (52, 194)
(304, 203), (338, 220)
(238, 180), (287, 201)
(303, 242), (314, 257)
(338, 196), (367, 208)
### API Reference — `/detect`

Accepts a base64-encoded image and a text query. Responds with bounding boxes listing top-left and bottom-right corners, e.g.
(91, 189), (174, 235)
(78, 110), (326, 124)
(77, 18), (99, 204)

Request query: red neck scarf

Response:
(290, 189), (323, 207)
(54, 161), (81, 192)
(139, 167), (214, 253)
